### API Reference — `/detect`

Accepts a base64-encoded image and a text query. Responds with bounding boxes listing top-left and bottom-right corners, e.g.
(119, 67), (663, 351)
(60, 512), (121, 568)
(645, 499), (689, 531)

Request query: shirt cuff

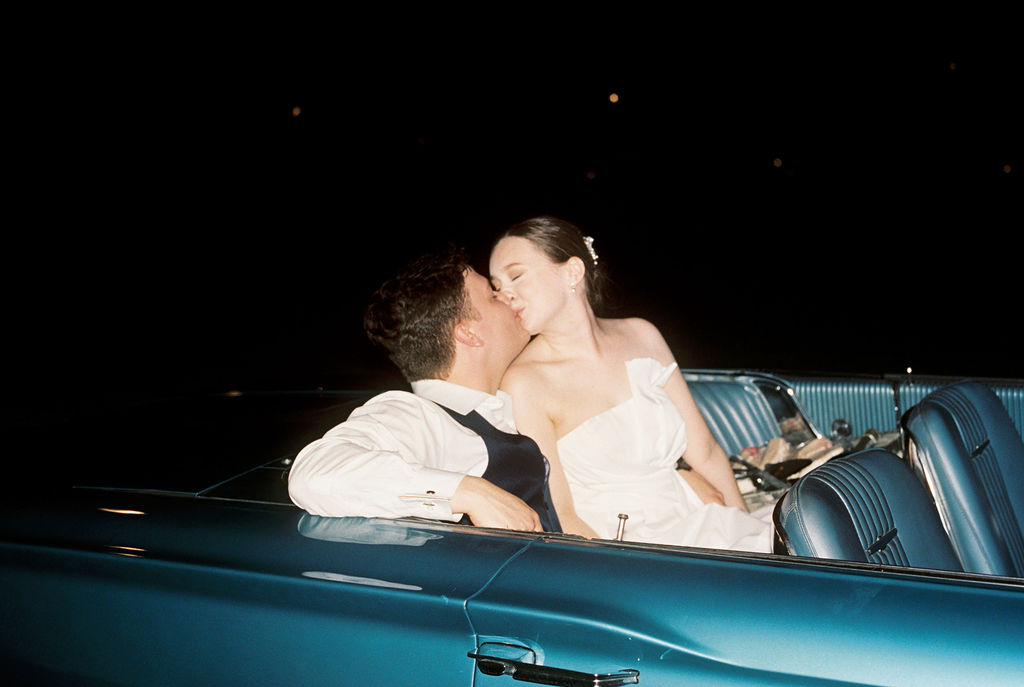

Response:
(397, 467), (468, 520)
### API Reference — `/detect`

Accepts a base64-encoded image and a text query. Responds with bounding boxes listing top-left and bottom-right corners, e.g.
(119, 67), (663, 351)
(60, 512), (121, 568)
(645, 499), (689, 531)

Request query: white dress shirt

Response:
(288, 380), (519, 520)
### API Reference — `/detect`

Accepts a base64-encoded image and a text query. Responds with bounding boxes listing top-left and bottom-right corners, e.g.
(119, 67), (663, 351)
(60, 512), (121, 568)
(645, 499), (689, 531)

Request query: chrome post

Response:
(615, 513), (629, 541)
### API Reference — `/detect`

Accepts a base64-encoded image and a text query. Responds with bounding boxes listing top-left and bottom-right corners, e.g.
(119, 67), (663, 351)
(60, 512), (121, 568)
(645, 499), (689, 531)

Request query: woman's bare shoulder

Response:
(501, 347), (557, 395)
(500, 358), (536, 393)
(601, 317), (674, 357)
(607, 316), (662, 338)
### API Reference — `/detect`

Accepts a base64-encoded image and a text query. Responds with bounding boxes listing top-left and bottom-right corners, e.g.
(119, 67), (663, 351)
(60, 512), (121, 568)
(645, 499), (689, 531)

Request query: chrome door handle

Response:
(468, 652), (639, 686)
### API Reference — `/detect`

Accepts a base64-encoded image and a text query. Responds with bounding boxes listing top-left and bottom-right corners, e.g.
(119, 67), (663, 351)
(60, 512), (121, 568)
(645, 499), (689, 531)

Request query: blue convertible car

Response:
(3, 370), (1023, 685)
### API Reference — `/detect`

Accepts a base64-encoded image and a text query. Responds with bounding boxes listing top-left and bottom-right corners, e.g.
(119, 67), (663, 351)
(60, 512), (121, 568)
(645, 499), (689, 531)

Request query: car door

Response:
(464, 537), (1024, 686)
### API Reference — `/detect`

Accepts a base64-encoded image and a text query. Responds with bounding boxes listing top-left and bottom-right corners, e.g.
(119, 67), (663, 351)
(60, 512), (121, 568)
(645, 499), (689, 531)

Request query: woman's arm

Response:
(664, 369), (748, 510)
(677, 465), (726, 506)
(502, 370), (601, 538)
(630, 319), (749, 511)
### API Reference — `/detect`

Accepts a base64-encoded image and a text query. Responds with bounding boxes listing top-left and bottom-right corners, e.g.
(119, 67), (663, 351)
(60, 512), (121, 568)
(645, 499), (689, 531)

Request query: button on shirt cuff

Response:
(397, 468), (468, 520)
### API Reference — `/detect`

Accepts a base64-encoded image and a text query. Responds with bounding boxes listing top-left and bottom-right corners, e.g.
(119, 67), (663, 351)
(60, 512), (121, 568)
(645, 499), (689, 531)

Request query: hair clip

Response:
(583, 236), (599, 265)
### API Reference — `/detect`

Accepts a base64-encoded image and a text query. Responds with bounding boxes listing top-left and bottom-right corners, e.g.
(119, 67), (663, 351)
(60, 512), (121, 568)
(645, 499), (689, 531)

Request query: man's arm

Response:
(288, 391), (541, 529)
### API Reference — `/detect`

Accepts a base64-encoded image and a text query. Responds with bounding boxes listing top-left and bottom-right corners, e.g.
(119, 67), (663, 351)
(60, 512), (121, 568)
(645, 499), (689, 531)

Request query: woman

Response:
(489, 216), (770, 551)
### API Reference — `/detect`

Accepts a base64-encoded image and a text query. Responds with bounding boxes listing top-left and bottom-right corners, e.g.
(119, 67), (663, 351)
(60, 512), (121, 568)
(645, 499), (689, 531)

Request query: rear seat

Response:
(686, 378), (782, 457)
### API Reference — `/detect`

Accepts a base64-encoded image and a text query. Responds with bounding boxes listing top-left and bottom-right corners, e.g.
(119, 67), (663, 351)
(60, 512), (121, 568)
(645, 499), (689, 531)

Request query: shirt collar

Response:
(411, 379), (517, 430)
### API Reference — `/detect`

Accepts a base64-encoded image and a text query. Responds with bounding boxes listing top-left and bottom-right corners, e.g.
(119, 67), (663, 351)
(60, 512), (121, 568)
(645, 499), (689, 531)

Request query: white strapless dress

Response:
(556, 358), (771, 552)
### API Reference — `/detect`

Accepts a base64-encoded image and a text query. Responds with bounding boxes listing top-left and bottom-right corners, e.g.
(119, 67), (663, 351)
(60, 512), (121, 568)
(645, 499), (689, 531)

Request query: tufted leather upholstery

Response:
(902, 381), (1024, 576)
(774, 449), (961, 571)
(688, 380), (781, 457)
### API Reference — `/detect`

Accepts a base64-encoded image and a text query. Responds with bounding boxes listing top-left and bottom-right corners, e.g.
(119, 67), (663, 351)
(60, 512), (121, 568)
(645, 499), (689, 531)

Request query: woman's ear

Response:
(454, 322), (484, 347)
(564, 256), (586, 290)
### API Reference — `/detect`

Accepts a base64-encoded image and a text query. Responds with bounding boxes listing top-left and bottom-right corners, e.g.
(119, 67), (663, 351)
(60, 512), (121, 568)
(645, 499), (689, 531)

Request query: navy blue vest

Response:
(440, 405), (562, 533)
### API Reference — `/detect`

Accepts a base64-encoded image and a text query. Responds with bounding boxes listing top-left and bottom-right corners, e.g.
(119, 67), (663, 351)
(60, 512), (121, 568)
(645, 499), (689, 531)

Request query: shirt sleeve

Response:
(287, 391), (487, 520)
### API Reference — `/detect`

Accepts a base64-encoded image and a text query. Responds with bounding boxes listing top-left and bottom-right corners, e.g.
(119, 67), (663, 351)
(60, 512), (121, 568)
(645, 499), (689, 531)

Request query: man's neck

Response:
(445, 358), (504, 396)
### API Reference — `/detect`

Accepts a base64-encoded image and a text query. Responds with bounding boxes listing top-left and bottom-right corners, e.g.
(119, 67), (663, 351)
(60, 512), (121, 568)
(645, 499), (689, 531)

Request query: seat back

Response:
(902, 380), (1024, 576)
(687, 380), (781, 456)
(774, 449), (961, 571)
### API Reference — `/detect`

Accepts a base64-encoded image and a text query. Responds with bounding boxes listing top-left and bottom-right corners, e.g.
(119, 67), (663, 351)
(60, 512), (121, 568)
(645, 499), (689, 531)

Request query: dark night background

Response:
(11, 23), (1021, 408)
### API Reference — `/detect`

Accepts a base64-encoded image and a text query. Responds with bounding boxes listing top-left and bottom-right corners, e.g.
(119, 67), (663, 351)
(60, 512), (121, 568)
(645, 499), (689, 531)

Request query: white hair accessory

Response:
(583, 236), (599, 265)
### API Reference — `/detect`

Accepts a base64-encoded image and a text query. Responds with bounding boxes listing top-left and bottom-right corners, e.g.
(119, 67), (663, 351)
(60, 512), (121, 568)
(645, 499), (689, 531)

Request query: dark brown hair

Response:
(363, 246), (478, 382)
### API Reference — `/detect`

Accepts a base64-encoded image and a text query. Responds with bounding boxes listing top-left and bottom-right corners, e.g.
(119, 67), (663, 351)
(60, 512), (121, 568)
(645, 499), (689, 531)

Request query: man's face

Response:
(463, 268), (530, 360)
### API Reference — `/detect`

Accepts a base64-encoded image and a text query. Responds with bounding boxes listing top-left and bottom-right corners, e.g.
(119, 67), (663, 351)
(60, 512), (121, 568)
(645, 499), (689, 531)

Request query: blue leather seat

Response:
(902, 380), (1024, 576)
(774, 449), (961, 571)
(688, 380), (781, 457)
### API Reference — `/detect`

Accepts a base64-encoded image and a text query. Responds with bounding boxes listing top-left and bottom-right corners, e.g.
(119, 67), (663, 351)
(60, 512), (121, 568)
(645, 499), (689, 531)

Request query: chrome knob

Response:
(615, 513), (629, 541)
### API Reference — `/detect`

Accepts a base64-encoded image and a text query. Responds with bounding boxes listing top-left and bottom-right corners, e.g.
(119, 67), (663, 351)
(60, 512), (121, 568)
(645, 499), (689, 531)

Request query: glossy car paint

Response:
(2, 489), (532, 685)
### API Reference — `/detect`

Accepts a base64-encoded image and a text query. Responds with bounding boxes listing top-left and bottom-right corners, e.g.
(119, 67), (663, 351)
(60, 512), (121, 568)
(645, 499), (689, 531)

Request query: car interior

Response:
(711, 375), (1024, 577)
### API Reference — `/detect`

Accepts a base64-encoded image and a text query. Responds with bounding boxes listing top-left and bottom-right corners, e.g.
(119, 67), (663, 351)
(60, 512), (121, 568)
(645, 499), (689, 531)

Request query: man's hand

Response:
(450, 475), (543, 531)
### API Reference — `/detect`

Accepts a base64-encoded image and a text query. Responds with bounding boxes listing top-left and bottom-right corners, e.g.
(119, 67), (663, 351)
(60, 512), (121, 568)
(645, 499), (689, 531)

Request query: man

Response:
(288, 247), (561, 532)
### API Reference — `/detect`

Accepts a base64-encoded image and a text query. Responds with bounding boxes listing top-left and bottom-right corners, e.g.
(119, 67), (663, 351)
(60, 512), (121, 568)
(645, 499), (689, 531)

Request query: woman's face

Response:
(489, 236), (572, 335)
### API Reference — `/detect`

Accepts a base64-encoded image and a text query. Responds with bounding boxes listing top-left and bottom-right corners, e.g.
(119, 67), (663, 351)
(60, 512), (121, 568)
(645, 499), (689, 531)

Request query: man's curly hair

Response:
(363, 246), (479, 382)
